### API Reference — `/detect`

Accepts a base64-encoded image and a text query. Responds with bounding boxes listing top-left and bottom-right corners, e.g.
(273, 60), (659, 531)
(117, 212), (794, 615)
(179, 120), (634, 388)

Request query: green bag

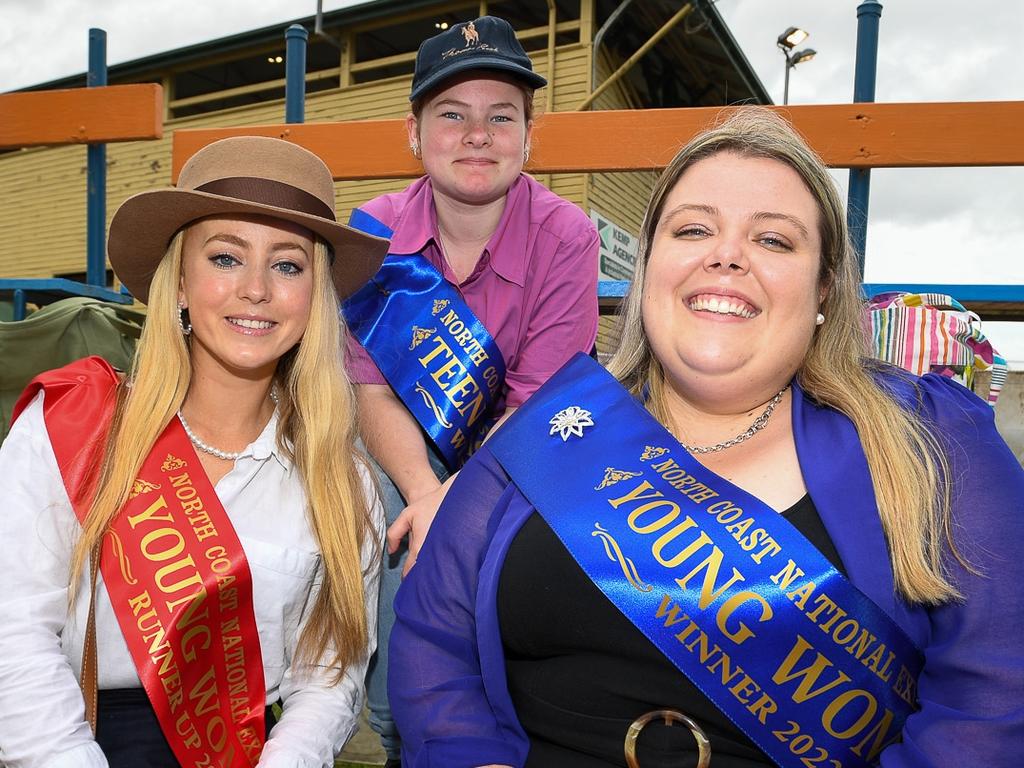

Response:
(0, 297), (145, 441)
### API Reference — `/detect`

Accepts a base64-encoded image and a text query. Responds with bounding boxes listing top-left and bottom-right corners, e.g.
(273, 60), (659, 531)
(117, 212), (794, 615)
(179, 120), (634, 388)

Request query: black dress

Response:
(497, 495), (847, 768)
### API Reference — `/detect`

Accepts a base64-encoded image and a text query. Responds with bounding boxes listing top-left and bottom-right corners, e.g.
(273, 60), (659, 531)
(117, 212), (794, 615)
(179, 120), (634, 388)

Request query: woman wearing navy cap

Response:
(342, 15), (599, 766)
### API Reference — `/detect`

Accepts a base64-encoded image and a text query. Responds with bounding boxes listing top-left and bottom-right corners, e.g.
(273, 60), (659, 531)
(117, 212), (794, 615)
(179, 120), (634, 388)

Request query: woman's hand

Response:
(387, 473), (458, 576)
(385, 408), (518, 576)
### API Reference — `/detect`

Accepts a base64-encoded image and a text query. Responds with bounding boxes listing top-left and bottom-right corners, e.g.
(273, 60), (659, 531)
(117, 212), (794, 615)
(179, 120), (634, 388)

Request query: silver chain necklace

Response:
(177, 389), (279, 461)
(674, 386), (788, 455)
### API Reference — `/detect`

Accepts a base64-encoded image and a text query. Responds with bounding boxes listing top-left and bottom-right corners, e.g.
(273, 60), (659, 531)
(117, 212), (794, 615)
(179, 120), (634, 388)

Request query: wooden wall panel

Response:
(0, 145), (89, 277)
(588, 170), (659, 237)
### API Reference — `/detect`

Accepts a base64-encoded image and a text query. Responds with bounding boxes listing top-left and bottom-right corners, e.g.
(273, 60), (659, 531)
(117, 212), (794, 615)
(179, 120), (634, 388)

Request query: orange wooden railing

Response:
(168, 100), (1024, 319)
(171, 101), (1024, 181)
(0, 84), (163, 149)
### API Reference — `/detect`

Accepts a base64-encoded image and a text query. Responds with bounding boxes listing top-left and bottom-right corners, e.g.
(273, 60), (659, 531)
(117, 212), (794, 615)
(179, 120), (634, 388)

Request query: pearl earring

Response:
(410, 141), (420, 157)
(523, 146), (531, 164)
(178, 302), (192, 336)
(815, 312), (825, 326)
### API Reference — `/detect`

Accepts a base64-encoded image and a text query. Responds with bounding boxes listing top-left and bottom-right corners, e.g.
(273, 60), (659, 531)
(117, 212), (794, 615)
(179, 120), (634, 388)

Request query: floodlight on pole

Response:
(778, 27), (817, 105)
(777, 26), (808, 49)
(791, 48), (817, 66)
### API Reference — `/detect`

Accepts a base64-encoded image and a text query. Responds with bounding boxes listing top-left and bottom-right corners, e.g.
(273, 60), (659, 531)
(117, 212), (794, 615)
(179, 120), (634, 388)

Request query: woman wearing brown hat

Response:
(0, 136), (389, 767)
(341, 15), (599, 766)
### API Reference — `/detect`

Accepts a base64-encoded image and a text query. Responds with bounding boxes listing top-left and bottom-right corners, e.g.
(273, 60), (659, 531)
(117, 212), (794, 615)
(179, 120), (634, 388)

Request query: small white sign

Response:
(590, 210), (639, 281)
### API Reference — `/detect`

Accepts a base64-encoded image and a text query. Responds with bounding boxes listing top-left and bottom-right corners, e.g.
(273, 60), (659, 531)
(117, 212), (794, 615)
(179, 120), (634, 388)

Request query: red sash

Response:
(15, 357), (267, 767)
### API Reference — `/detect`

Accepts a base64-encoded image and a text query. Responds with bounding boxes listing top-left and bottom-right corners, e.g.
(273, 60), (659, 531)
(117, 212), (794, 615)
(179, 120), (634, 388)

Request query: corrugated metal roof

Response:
(22, 0), (768, 105)
(20, 0), (439, 91)
(696, 0), (771, 104)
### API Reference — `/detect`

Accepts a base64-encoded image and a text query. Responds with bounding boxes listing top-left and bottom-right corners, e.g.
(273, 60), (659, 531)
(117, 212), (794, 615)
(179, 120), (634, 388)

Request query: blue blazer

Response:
(390, 371), (1024, 768)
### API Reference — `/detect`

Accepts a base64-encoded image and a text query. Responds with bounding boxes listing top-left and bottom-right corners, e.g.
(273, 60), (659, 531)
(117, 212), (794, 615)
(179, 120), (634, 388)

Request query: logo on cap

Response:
(443, 21), (500, 60)
(462, 21), (480, 46)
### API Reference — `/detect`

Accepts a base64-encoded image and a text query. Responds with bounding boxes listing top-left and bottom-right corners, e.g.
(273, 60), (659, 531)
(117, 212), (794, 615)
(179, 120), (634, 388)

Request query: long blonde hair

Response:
(608, 108), (963, 604)
(70, 227), (373, 674)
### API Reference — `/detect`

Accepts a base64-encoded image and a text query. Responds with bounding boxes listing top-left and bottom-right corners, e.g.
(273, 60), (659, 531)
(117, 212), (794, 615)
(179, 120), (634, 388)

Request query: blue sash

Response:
(343, 208), (506, 469)
(488, 354), (922, 768)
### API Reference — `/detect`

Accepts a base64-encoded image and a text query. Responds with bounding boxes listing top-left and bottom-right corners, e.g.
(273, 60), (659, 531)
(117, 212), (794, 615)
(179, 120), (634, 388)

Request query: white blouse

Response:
(0, 393), (384, 768)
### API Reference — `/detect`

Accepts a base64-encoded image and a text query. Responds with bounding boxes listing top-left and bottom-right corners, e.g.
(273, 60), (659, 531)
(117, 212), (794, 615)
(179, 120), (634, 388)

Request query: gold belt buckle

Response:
(624, 709), (711, 768)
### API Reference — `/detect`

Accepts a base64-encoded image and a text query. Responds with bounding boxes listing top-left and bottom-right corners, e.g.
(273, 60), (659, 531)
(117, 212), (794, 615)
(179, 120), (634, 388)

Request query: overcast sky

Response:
(2, 0), (1022, 362)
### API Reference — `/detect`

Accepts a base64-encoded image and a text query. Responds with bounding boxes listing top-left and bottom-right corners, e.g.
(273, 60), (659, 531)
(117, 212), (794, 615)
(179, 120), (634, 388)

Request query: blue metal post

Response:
(13, 289), (27, 321)
(86, 28), (107, 287)
(848, 1), (882, 277)
(285, 25), (308, 124)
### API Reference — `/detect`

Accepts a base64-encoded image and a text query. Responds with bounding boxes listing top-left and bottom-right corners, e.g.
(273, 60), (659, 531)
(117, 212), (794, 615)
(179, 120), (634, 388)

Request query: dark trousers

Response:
(96, 688), (275, 767)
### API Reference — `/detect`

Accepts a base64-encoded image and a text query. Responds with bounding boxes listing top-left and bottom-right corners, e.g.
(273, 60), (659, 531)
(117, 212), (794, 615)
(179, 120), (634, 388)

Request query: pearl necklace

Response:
(674, 386), (788, 455)
(178, 389), (279, 461)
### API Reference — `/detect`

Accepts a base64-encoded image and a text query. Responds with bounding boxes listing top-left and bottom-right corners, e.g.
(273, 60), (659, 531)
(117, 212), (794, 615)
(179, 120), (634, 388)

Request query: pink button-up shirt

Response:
(346, 174), (598, 411)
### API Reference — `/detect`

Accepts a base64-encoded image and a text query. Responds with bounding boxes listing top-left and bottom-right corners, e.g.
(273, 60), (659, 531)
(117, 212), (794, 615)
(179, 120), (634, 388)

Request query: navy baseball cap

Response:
(410, 16), (548, 102)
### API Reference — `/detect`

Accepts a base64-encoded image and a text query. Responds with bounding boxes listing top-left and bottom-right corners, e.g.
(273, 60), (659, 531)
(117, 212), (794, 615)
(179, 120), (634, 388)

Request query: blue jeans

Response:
(365, 447), (449, 760)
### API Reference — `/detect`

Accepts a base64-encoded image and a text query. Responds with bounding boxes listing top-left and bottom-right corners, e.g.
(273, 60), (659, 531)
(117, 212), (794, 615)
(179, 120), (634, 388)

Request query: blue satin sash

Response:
(343, 208), (506, 469)
(488, 353), (922, 768)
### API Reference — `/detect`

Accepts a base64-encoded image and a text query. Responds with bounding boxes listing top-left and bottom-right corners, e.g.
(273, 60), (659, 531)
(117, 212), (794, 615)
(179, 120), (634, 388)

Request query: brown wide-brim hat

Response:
(108, 135), (389, 304)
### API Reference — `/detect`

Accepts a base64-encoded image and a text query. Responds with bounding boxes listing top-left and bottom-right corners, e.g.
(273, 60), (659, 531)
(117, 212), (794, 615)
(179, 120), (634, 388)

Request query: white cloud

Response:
(864, 215), (1023, 284)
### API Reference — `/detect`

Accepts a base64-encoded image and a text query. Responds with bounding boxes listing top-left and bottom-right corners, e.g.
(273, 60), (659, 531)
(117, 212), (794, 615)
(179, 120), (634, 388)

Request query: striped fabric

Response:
(867, 291), (1008, 406)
